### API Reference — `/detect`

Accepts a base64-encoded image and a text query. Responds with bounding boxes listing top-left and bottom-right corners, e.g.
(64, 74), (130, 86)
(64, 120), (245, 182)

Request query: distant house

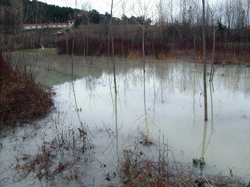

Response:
(23, 20), (75, 30)
(77, 11), (88, 18)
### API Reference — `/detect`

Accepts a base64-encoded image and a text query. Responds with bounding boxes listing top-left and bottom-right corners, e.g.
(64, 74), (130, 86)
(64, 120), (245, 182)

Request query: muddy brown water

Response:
(1, 55), (250, 186)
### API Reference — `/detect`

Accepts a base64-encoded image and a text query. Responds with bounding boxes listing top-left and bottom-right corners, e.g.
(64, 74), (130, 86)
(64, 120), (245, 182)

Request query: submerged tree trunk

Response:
(202, 0), (208, 121)
(143, 69), (149, 138)
(201, 121), (208, 158)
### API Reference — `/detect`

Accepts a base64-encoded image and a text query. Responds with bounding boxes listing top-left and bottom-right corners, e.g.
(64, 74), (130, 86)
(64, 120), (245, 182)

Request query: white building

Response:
(23, 20), (74, 30)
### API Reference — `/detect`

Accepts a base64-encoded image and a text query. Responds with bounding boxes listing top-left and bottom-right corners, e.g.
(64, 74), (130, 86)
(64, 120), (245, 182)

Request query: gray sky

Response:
(39, 0), (220, 20)
(39, 0), (166, 18)
(39, 0), (133, 16)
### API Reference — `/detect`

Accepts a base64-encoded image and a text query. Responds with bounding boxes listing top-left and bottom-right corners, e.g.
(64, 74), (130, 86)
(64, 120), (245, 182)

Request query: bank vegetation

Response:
(0, 52), (53, 126)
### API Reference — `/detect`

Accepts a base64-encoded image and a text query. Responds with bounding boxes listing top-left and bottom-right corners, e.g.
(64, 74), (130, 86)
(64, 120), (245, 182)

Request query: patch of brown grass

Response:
(120, 149), (245, 187)
(0, 52), (53, 125)
(193, 52), (250, 65)
(126, 51), (142, 60)
(154, 51), (177, 61)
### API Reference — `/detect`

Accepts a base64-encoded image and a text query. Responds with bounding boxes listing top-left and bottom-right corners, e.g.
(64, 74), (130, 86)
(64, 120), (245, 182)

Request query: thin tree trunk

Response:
(201, 121), (208, 157)
(86, 19), (89, 56)
(122, 24), (125, 58)
(111, 0), (117, 94)
(143, 70), (149, 138)
(115, 89), (118, 142)
(72, 31), (74, 76)
(209, 82), (214, 127)
(152, 31), (155, 57)
(82, 32), (85, 57)
(194, 24), (196, 67)
(209, 24), (216, 82)
(66, 32), (69, 56)
(193, 25), (196, 56)
(202, 0), (208, 121)
(122, 37), (125, 58)
(142, 25), (145, 73)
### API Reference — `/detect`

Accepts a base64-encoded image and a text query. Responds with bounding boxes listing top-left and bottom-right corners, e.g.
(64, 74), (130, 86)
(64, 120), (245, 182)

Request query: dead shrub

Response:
(0, 51), (53, 125)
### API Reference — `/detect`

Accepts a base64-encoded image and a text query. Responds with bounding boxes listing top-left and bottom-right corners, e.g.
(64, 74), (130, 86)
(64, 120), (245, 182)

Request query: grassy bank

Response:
(0, 52), (53, 126)
(14, 48), (57, 56)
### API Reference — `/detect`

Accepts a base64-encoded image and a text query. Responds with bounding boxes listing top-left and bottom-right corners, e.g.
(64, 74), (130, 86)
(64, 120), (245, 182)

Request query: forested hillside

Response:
(0, 0), (79, 23)
(0, 0), (151, 25)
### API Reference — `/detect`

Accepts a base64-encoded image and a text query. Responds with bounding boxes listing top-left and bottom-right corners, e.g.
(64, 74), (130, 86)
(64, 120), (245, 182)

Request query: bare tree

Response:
(0, 0), (23, 49)
(189, 0), (199, 57)
(207, 1), (219, 82)
(121, 0), (127, 58)
(247, 0), (250, 42)
(132, 0), (152, 72)
(82, 1), (92, 56)
(157, 0), (168, 28)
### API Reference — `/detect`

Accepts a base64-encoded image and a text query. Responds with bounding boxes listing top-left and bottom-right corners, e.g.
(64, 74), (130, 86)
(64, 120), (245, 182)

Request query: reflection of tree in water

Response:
(33, 56), (250, 149)
(196, 82), (216, 171)
(125, 61), (249, 139)
(31, 55), (250, 98)
(101, 68), (120, 159)
(71, 81), (84, 127)
(214, 65), (250, 96)
(190, 64), (199, 135)
(70, 55), (85, 130)
(114, 89), (119, 153)
(135, 64), (159, 140)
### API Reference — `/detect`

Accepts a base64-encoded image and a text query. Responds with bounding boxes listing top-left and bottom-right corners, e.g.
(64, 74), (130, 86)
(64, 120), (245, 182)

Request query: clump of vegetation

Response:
(57, 31), (250, 63)
(139, 134), (154, 146)
(0, 52), (53, 125)
(14, 126), (91, 185)
(119, 148), (244, 187)
(193, 157), (206, 168)
(57, 35), (173, 59)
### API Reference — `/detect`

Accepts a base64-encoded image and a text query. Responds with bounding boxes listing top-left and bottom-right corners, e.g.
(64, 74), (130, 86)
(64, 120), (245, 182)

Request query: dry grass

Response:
(14, 125), (91, 185)
(56, 28), (250, 65)
(194, 52), (250, 65)
(119, 148), (245, 187)
(14, 48), (57, 56)
(126, 51), (143, 60)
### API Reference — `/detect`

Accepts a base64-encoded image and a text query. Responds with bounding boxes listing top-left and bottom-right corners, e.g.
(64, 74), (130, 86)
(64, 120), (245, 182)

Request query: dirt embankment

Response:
(0, 52), (53, 126)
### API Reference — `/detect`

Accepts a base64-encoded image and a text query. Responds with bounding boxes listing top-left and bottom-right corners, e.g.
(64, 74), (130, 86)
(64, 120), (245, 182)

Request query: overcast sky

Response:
(39, 0), (219, 20)
(38, 0), (182, 18)
(39, 0), (141, 17)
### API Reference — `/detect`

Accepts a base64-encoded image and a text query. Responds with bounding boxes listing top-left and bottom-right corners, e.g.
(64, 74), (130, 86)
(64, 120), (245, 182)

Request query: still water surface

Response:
(1, 55), (250, 186)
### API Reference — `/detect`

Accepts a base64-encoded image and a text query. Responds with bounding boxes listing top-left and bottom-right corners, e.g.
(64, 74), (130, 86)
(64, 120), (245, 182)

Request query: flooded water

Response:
(1, 54), (250, 186)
